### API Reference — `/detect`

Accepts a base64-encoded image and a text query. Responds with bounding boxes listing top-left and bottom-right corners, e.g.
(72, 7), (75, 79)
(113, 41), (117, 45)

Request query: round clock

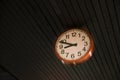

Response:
(54, 28), (94, 64)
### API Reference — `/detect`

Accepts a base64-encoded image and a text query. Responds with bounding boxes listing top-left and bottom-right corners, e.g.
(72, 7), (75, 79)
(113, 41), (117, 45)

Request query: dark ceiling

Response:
(0, 0), (120, 80)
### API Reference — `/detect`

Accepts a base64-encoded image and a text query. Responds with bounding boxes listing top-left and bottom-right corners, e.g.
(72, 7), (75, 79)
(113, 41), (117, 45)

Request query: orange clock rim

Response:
(54, 28), (94, 64)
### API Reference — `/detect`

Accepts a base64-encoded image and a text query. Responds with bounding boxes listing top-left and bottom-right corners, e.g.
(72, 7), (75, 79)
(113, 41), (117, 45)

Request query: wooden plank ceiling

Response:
(0, 0), (120, 80)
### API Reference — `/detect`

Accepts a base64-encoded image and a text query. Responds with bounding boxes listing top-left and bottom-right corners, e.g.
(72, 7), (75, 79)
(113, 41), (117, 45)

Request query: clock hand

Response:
(59, 40), (74, 45)
(64, 43), (77, 48)
(59, 40), (77, 48)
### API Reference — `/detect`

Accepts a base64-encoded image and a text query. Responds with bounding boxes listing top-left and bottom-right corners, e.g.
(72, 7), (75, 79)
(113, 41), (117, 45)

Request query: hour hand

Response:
(59, 40), (77, 48)
(64, 43), (77, 48)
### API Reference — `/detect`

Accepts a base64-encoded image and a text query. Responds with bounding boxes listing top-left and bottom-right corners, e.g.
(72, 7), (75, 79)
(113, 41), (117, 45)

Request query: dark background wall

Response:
(0, 0), (120, 80)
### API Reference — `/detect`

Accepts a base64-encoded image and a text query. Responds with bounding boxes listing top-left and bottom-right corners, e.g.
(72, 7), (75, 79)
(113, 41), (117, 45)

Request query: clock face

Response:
(54, 28), (94, 64)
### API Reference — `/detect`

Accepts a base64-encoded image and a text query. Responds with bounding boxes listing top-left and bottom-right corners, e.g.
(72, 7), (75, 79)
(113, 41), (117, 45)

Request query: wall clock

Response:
(54, 28), (94, 64)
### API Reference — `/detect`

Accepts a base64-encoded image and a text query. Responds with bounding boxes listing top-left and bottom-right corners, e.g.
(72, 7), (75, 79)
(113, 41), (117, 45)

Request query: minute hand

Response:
(59, 41), (74, 45)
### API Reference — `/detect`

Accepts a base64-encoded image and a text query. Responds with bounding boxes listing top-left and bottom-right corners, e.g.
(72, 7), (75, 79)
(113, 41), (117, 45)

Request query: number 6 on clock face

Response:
(54, 28), (94, 64)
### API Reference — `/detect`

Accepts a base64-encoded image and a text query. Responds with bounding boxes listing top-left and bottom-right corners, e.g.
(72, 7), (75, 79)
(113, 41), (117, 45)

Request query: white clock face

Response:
(55, 29), (91, 61)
